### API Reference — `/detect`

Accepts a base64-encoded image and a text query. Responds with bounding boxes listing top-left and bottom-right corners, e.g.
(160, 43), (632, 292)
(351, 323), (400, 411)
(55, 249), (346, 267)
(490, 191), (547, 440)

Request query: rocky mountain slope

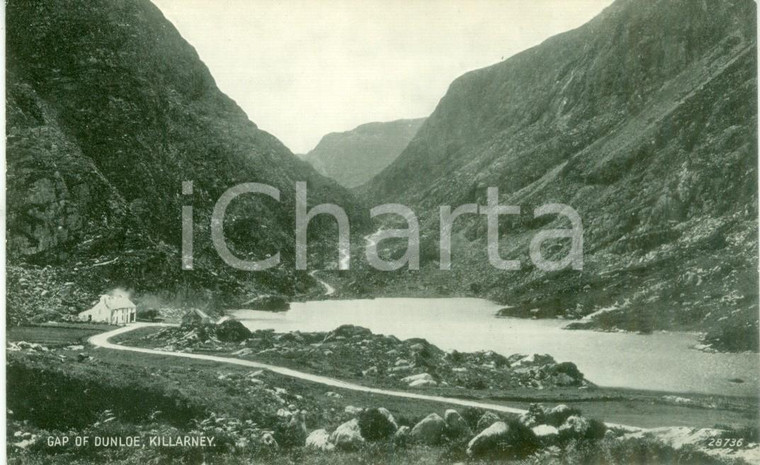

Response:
(360, 0), (758, 349)
(301, 119), (425, 188)
(6, 0), (365, 324)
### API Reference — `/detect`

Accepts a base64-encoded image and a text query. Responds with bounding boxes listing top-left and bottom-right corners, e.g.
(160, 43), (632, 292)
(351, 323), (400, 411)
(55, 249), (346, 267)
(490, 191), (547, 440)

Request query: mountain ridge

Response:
(355, 0), (758, 349)
(301, 118), (425, 188)
(6, 0), (365, 323)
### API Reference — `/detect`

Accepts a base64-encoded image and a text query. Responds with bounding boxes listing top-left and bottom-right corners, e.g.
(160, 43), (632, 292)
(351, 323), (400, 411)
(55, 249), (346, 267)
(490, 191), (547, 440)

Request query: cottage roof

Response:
(100, 294), (136, 310)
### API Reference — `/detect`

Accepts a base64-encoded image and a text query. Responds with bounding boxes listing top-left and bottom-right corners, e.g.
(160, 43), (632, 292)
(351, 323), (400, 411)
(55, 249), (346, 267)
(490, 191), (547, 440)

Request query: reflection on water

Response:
(233, 298), (759, 396)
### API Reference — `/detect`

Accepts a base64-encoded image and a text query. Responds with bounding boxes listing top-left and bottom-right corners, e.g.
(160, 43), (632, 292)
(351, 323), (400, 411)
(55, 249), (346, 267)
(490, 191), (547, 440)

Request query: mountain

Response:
(301, 118), (425, 188)
(360, 0), (758, 349)
(6, 0), (365, 324)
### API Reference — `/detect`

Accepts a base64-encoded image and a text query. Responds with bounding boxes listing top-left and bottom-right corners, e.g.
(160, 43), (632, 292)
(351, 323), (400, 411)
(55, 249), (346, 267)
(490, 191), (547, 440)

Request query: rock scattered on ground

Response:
(410, 413), (447, 445)
(329, 418), (365, 450)
(141, 324), (590, 391)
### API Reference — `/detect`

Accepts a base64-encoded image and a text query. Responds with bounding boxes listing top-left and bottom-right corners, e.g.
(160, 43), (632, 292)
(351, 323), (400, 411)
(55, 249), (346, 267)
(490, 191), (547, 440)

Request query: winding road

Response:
(89, 233), (640, 431)
(89, 323), (640, 431)
(309, 270), (335, 296)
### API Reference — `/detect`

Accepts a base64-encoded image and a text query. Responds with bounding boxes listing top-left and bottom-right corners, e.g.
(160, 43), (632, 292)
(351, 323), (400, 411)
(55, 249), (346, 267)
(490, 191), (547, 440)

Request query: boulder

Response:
(444, 409), (472, 438)
(532, 424), (559, 445)
(344, 405), (364, 416)
(358, 408), (398, 441)
(260, 432), (278, 449)
(330, 419), (365, 450)
(378, 408), (398, 428)
(393, 425), (411, 445)
(247, 295), (290, 311)
(411, 413), (447, 445)
(401, 373), (434, 384)
(559, 415), (589, 440)
(283, 411), (308, 446)
(476, 411), (501, 432)
(468, 421), (507, 456)
(545, 404), (579, 427)
(402, 372), (438, 388)
(552, 361), (583, 379)
(362, 366), (378, 376)
(510, 353), (554, 367)
(305, 429), (334, 452)
(409, 378), (438, 388)
(215, 319), (251, 342)
(553, 373), (578, 386)
(558, 415), (606, 442)
(518, 403), (545, 428)
(329, 325), (373, 340)
(467, 420), (539, 458)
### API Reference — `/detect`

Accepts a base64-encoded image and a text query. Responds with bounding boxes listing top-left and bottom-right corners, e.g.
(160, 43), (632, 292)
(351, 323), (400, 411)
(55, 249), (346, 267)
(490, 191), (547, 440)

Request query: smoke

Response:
(108, 287), (132, 299)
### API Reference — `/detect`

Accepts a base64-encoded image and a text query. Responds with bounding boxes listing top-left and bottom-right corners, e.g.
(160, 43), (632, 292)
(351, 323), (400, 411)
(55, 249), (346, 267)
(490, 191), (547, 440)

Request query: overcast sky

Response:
(153, 0), (613, 154)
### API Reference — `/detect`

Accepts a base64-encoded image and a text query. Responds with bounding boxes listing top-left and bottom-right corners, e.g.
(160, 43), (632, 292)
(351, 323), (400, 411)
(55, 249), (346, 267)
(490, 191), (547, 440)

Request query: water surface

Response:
(233, 298), (758, 396)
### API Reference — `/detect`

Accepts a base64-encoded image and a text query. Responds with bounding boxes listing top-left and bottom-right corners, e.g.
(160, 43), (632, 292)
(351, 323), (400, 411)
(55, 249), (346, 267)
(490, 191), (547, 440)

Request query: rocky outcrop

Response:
(139, 324), (590, 391)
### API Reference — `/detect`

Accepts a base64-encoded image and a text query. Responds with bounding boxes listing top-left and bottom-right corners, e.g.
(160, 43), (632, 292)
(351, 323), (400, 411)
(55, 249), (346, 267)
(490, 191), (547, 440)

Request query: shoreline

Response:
(230, 297), (759, 396)
(110, 324), (758, 429)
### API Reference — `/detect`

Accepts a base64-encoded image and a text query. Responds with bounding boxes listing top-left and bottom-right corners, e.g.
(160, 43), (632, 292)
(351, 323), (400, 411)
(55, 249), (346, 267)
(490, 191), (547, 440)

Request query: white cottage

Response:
(79, 295), (137, 325)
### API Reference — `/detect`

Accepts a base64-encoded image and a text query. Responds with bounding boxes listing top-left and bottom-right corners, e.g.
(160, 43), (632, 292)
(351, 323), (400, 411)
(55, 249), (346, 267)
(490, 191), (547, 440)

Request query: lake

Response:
(233, 297), (759, 396)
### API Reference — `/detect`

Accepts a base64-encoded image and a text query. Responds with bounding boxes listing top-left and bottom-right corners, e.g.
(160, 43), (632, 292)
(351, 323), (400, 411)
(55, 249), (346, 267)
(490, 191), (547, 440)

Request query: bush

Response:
(704, 321), (760, 352)
(137, 308), (160, 321)
(358, 408), (397, 441)
(553, 362), (583, 379)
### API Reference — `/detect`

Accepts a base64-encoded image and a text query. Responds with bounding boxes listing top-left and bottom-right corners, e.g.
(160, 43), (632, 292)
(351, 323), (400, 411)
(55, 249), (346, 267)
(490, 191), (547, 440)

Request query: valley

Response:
(4, 0), (759, 463)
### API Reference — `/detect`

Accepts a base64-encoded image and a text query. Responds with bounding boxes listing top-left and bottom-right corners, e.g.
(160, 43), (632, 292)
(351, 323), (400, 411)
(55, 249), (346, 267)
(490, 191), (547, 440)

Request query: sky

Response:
(153, 0), (613, 154)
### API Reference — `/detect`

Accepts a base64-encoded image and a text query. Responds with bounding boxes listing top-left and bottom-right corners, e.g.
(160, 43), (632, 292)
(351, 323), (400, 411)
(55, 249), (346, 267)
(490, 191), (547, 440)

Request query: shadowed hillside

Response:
(6, 0), (365, 323)
(360, 0), (758, 349)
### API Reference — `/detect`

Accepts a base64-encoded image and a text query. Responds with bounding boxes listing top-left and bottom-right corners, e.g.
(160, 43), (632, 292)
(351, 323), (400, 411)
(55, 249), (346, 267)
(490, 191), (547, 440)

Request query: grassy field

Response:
(8, 323), (114, 346)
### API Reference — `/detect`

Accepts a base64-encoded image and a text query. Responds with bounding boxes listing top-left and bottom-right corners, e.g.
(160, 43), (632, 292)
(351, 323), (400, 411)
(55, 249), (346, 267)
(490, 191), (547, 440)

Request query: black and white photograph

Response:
(4, 0), (759, 463)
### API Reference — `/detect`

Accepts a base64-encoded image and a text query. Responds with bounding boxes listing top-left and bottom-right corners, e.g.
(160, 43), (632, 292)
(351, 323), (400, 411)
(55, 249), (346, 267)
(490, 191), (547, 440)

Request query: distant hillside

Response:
(302, 118), (425, 188)
(6, 0), (364, 324)
(360, 0), (758, 349)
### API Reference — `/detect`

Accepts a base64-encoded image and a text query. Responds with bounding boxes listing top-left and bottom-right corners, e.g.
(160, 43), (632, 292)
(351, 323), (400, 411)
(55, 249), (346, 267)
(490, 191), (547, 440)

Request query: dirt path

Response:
(309, 270), (335, 296)
(89, 323), (640, 431)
